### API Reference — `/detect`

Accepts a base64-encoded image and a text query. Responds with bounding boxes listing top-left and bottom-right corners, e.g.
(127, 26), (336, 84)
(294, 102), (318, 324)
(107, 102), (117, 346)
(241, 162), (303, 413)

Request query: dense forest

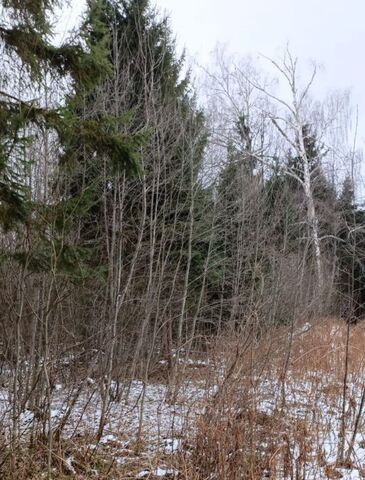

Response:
(1, 0), (365, 478)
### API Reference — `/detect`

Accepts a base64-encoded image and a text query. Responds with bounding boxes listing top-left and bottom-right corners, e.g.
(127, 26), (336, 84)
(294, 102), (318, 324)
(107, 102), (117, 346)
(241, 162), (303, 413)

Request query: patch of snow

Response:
(294, 322), (312, 336)
(64, 456), (76, 475)
(154, 466), (177, 477)
(100, 433), (120, 444)
(137, 470), (150, 478)
(162, 438), (181, 453)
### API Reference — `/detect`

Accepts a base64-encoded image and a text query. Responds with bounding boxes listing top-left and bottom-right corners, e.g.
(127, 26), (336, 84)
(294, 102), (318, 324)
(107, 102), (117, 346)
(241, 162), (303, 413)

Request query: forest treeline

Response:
(0, 0), (365, 430)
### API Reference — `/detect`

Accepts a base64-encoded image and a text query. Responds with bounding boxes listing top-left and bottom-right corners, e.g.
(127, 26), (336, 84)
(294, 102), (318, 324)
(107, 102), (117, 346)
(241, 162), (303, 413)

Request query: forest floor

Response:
(3, 318), (365, 479)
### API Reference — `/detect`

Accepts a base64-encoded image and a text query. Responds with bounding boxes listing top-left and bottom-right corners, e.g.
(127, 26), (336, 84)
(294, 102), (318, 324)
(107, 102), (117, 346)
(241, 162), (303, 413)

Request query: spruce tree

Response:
(0, 0), (139, 234)
(337, 176), (365, 319)
(0, 0), (142, 284)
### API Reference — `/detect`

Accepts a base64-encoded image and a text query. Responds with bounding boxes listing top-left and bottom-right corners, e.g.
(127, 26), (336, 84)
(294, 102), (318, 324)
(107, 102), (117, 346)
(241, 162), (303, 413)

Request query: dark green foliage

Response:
(0, 0), (140, 284)
(65, 0), (206, 265)
(1, 0), (111, 85)
(336, 177), (365, 319)
(0, 98), (40, 230)
(13, 239), (107, 281)
(53, 112), (143, 176)
(264, 167), (302, 253)
(0, 181), (29, 231)
(287, 124), (322, 182)
(2, 0), (59, 32)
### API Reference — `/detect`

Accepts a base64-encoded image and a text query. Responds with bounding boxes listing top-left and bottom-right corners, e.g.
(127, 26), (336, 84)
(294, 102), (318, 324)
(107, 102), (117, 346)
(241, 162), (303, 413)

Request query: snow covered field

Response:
(2, 319), (365, 478)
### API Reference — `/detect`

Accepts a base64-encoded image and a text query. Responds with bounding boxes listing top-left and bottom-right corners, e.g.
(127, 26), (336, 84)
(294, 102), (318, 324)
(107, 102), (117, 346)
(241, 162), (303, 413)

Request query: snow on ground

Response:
(253, 374), (365, 479)
(3, 371), (365, 478)
(0, 369), (209, 477)
(2, 322), (365, 478)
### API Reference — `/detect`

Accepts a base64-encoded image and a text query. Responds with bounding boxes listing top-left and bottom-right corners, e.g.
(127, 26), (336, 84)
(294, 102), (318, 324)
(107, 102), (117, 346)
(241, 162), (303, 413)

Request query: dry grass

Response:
(181, 317), (365, 480)
(3, 317), (365, 479)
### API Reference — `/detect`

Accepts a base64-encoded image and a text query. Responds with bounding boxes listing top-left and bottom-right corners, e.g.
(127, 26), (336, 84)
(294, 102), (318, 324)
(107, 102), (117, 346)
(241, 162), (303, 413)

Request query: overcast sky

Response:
(156, 0), (364, 141)
(63, 0), (365, 147)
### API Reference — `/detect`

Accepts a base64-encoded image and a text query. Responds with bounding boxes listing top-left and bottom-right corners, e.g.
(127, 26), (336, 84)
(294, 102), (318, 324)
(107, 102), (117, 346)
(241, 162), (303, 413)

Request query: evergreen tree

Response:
(214, 124), (268, 328)
(336, 176), (365, 320)
(0, 0), (141, 280)
(0, 0), (139, 233)
(66, 0), (207, 268)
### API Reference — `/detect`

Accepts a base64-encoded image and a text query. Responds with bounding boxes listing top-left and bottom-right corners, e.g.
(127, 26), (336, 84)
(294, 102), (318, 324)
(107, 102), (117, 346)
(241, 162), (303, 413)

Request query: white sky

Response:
(62, 0), (365, 147)
(156, 0), (365, 142)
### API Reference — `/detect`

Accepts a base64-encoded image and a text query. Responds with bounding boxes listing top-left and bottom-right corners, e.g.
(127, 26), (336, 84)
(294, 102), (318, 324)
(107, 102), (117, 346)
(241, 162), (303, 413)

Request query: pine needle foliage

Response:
(0, 0), (140, 235)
